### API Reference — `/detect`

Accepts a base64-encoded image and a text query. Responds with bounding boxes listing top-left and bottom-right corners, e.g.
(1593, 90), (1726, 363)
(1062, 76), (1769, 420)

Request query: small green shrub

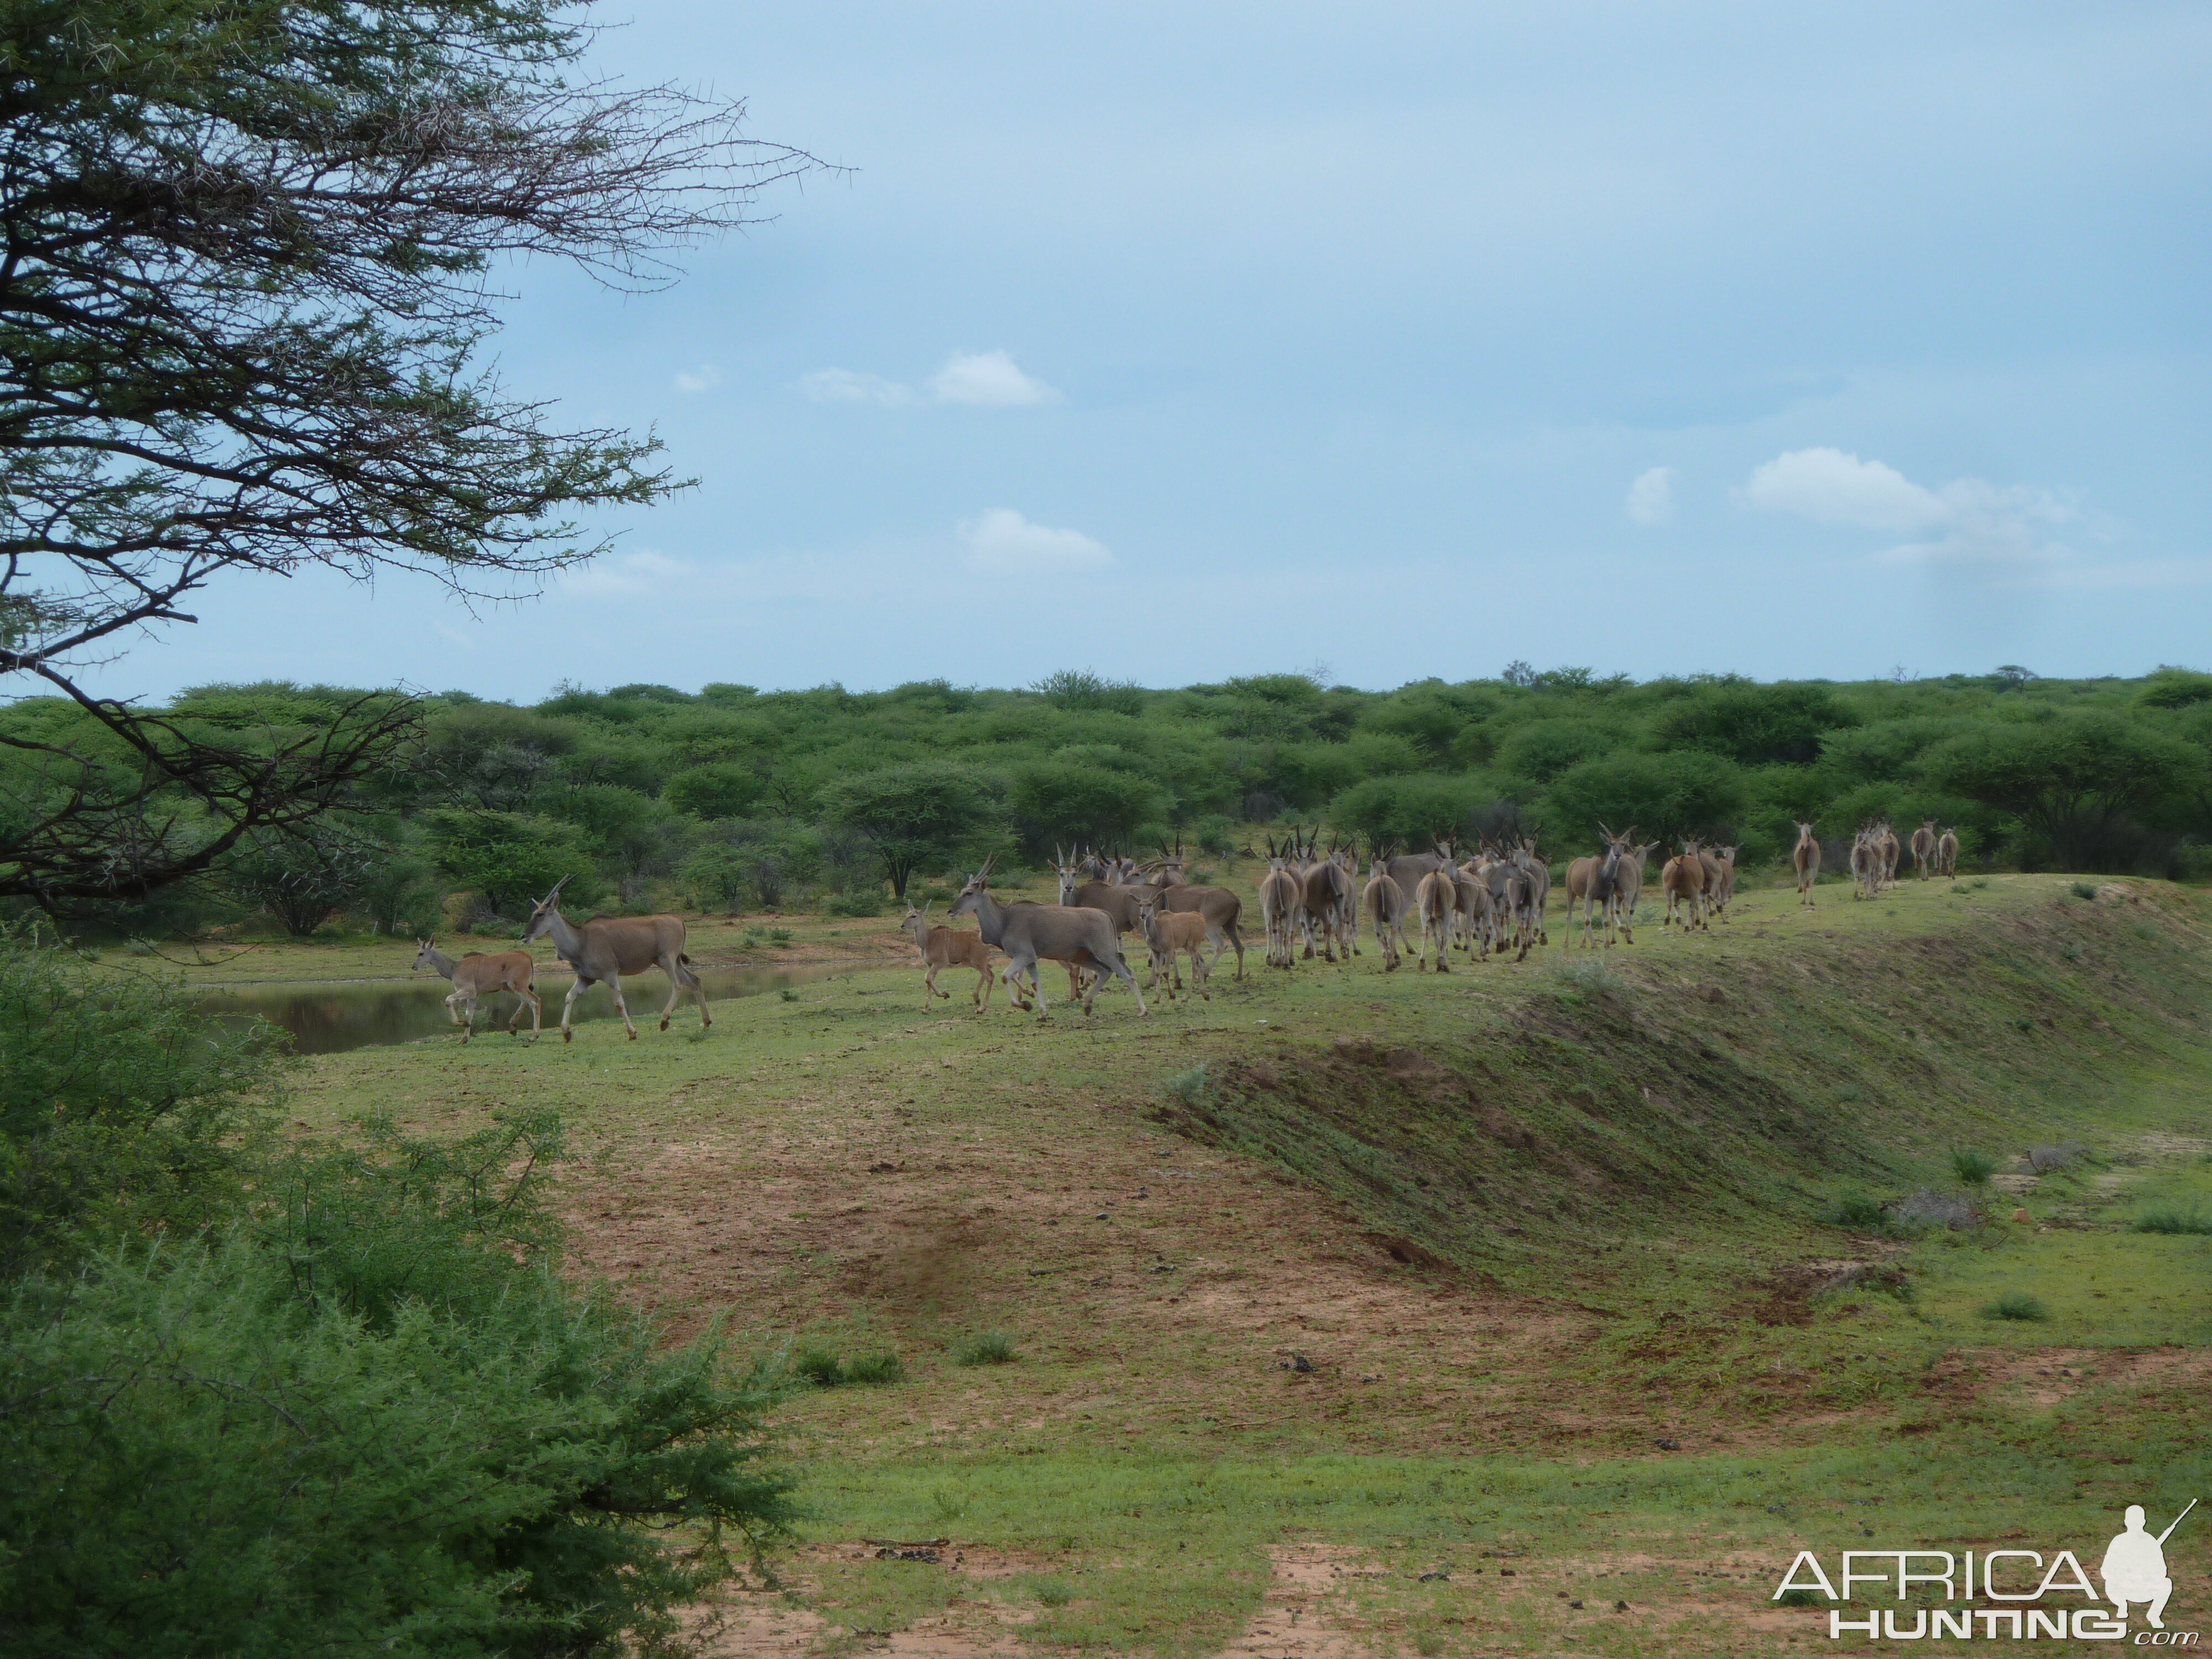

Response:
(1554, 957), (1626, 998)
(794, 1348), (904, 1386)
(1979, 1291), (2049, 1322)
(2059, 941), (2083, 962)
(766, 928), (794, 946)
(1034, 1578), (1075, 1609)
(952, 1328), (1020, 1366)
(1162, 1063), (1209, 1107)
(778, 988), (799, 1003)
(1193, 814), (1236, 856)
(2130, 919), (2159, 941)
(842, 1351), (906, 1385)
(2070, 880), (2099, 900)
(1950, 1148), (1998, 1185)
(1834, 1193), (1886, 1230)
(2133, 1208), (2212, 1236)
(1776, 1588), (1823, 1608)
(825, 890), (884, 917)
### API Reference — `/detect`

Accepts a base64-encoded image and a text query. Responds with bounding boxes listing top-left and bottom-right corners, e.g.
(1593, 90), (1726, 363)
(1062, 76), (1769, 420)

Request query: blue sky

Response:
(108, 2), (2212, 701)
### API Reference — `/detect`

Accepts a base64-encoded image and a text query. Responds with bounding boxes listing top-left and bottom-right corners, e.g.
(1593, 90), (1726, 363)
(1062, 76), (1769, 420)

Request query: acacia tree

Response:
(0, 0), (813, 906)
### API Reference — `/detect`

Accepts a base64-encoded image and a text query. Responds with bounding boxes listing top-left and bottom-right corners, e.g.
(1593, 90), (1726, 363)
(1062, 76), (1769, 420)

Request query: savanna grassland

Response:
(223, 859), (2212, 1658)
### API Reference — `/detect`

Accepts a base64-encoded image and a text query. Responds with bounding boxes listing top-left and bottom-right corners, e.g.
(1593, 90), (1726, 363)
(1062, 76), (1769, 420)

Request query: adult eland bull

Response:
(523, 878), (711, 1042)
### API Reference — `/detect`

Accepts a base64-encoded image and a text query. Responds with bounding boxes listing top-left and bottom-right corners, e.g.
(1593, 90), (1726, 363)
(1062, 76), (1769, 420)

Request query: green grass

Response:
(255, 873), (2212, 1656)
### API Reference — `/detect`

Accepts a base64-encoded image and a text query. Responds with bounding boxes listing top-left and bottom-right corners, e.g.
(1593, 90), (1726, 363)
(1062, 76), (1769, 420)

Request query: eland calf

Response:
(413, 938), (541, 1041)
(902, 901), (997, 1012)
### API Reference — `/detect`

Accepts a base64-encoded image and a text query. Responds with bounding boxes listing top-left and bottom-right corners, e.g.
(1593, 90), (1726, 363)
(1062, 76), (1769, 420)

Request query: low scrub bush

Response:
(795, 1347), (906, 1386)
(1162, 1063), (1209, 1107)
(1894, 1188), (1979, 1230)
(2070, 880), (2099, 900)
(1833, 1193), (1887, 1230)
(1949, 1147), (1998, 1185)
(2025, 1142), (2086, 1173)
(2133, 1207), (2212, 1236)
(1553, 958), (1627, 998)
(1979, 1291), (2049, 1322)
(952, 1328), (1021, 1366)
(825, 890), (885, 917)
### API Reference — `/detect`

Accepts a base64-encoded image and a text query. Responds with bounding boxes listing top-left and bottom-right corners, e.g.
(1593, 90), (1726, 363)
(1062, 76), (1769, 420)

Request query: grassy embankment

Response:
(216, 868), (2212, 1656)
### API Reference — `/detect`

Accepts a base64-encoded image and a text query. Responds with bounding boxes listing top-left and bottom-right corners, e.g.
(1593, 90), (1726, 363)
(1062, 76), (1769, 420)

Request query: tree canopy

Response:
(0, 0), (812, 906)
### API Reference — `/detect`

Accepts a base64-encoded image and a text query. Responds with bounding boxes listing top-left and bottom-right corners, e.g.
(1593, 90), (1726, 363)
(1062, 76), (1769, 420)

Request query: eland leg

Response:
(606, 972), (638, 1040)
(560, 975), (592, 1042)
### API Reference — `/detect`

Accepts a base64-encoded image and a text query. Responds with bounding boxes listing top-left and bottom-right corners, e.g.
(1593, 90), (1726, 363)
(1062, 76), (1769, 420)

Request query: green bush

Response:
(952, 1328), (1021, 1366)
(1162, 1063), (1209, 1107)
(826, 889), (885, 917)
(2070, 880), (2099, 900)
(663, 760), (765, 820)
(1192, 813), (1237, 855)
(1978, 1291), (2049, 1322)
(2133, 1207), (2212, 1236)
(425, 809), (601, 919)
(0, 931), (289, 1277)
(2, 1103), (795, 1658)
(1949, 1148), (1999, 1185)
(1833, 1193), (1887, 1230)
(843, 1351), (906, 1385)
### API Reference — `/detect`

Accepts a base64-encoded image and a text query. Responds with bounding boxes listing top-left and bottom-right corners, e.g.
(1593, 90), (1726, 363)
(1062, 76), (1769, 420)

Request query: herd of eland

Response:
(406, 813), (1968, 1037)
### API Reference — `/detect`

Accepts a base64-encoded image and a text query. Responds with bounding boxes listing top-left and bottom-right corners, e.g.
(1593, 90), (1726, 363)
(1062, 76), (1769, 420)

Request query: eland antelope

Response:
(1415, 866), (1457, 972)
(523, 880), (709, 1042)
(1911, 818), (1938, 880)
(1259, 837), (1304, 969)
(1937, 826), (1959, 878)
(1661, 839), (1709, 931)
(1364, 860), (1407, 971)
(952, 857), (1146, 1020)
(1849, 825), (1882, 901)
(902, 901), (997, 1011)
(1563, 825), (1634, 949)
(1134, 889), (1212, 1002)
(413, 938), (541, 1041)
(1792, 821), (1820, 907)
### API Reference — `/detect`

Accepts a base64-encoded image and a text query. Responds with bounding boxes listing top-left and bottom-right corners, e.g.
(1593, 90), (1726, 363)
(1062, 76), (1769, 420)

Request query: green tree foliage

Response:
(1650, 682), (1858, 765)
(0, 936), (796, 1655)
(0, 2), (810, 906)
(1542, 752), (1750, 851)
(820, 765), (1005, 897)
(426, 811), (600, 919)
(1930, 715), (2204, 870)
(1327, 774), (1485, 854)
(221, 821), (383, 938)
(664, 760), (765, 820)
(0, 932), (286, 1277)
(1008, 760), (1159, 860)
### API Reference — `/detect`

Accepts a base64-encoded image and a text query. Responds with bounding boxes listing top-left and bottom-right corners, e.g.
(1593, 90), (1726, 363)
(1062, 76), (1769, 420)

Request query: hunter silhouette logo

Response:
(2106, 1501), (2193, 1631)
(1772, 1499), (2198, 1642)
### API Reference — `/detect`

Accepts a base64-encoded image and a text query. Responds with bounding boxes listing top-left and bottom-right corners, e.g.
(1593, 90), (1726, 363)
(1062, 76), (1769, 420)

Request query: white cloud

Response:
(798, 368), (915, 406)
(957, 508), (1111, 572)
(557, 547), (696, 598)
(1625, 466), (1677, 526)
(674, 364), (722, 393)
(927, 349), (1061, 407)
(1741, 446), (2072, 564)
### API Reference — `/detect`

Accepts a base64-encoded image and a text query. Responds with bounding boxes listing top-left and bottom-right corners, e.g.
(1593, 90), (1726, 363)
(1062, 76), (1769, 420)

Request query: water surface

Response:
(195, 963), (839, 1055)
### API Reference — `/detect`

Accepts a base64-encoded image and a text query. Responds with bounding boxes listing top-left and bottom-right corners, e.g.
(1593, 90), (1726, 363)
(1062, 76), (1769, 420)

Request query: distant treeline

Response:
(10, 664), (2212, 937)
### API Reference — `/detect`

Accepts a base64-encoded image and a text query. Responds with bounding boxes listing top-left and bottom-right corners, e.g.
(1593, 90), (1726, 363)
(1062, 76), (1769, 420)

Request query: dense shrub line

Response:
(11, 664), (2212, 938)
